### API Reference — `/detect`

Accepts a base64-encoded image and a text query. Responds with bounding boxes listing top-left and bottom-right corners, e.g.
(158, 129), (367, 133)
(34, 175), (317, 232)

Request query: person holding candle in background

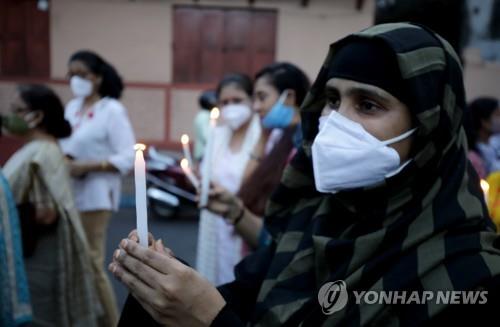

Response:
(204, 63), (310, 250)
(3, 84), (100, 326)
(59, 50), (136, 327)
(196, 73), (262, 286)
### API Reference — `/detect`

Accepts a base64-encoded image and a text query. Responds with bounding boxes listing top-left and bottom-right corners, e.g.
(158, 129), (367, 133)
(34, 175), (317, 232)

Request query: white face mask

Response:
(221, 103), (252, 130)
(70, 76), (93, 98)
(311, 111), (416, 193)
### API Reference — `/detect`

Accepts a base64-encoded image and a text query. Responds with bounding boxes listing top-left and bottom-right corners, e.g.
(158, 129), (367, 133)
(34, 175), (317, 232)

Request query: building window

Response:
(0, 0), (50, 77)
(173, 5), (277, 83)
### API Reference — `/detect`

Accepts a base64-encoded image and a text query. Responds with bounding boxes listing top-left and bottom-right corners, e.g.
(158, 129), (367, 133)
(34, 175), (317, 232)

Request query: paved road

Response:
(104, 204), (199, 311)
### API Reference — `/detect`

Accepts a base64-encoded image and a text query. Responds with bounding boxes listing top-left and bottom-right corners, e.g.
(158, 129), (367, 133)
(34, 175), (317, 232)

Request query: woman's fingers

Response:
(128, 229), (139, 242)
(145, 232), (156, 246)
(109, 261), (156, 301)
(119, 239), (182, 275)
(154, 239), (174, 257)
(206, 187), (233, 207)
(113, 247), (165, 289)
(216, 189), (237, 203)
(209, 187), (237, 205)
(206, 199), (230, 216)
(127, 230), (156, 247)
(111, 241), (227, 326)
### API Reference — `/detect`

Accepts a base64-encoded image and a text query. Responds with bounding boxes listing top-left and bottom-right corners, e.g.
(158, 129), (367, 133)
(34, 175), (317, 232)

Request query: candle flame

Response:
(180, 158), (189, 169)
(181, 134), (190, 145)
(134, 143), (146, 152)
(210, 107), (220, 120)
(481, 179), (490, 194)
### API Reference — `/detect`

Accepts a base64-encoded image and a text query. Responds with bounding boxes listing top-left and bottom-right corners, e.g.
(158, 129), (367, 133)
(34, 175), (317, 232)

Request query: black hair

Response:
(464, 97), (499, 151)
(198, 90), (217, 111)
(69, 50), (124, 99)
(215, 73), (253, 99)
(18, 84), (72, 139)
(255, 62), (310, 107)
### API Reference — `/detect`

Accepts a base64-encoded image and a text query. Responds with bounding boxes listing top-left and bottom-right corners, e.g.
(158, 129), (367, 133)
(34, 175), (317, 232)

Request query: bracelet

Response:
(232, 206), (246, 226)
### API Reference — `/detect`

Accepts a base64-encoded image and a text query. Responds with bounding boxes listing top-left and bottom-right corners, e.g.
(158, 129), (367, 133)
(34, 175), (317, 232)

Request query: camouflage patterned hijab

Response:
(252, 23), (500, 325)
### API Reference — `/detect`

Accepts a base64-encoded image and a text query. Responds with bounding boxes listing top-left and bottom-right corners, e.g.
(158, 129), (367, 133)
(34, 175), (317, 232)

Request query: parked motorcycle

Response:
(146, 146), (197, 219)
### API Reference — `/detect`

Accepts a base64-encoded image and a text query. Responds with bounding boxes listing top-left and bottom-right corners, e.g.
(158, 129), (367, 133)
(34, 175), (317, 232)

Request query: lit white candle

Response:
(181, 134), (194, 168)
(200, 107), (219, 207)
(134, 143), (149, 247)
(481, 179), (490, 207)
(181, 158), (200, 190)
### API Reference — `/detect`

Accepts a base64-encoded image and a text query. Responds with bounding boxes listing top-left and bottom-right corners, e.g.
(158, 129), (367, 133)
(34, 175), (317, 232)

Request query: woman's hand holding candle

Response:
(199, 183), (245, 224)
(109, 231), (226, 327)
(125, 229), (174, 257)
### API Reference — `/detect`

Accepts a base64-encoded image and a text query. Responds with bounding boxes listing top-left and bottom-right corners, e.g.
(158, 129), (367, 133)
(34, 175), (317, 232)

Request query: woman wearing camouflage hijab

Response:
(110, 23), (500, 326)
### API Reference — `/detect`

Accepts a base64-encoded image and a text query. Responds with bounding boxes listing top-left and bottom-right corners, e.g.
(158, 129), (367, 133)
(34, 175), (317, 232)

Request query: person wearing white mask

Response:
(202, 63), (310, 251)
(59, 50), (136, 327)
(311, 39), (417, 194)
(196, 73), (261, 286)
